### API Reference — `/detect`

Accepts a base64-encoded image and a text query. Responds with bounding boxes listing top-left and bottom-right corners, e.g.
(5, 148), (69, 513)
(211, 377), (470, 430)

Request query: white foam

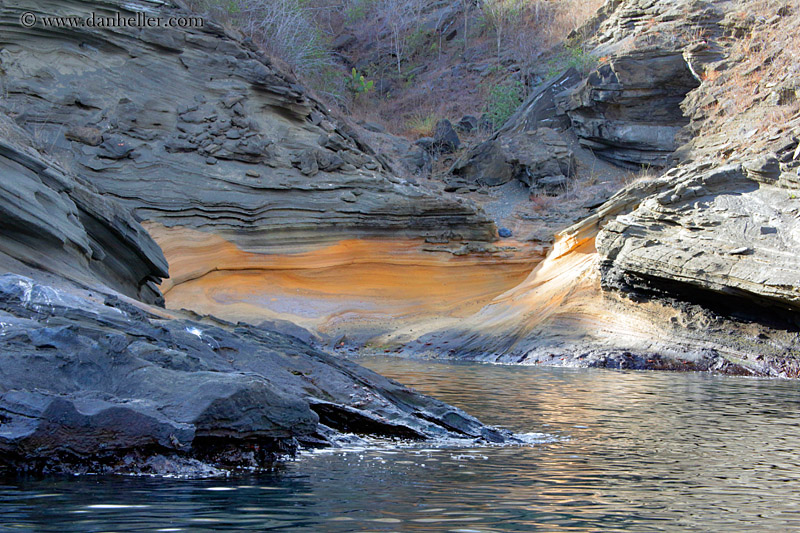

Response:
(87, 504), (150, 509)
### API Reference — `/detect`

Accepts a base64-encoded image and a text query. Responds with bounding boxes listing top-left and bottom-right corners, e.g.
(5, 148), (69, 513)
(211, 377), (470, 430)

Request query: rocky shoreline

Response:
(1, 0), (800, 475)
(0, 273), (511, 476)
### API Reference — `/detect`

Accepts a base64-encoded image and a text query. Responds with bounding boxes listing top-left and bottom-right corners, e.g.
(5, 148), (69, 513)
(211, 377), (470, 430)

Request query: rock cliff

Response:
(0, 118), (167, 304)
(378, 0), (800, 376)
(3, 0), (800, 407)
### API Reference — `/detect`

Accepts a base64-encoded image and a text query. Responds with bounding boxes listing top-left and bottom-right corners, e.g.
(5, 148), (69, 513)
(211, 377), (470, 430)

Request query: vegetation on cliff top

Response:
(187, 0), (603, 138)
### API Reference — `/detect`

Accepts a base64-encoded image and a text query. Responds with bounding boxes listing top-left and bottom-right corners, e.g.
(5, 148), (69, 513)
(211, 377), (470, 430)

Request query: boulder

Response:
(450, 128), (575, 191)
(433, 119), (461, 153)
(456, 115), (479, 133)
(557, 51), (700, 168)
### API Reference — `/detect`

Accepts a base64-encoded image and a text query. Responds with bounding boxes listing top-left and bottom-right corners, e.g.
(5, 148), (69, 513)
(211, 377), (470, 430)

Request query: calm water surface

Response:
(3, 357), (800, 531)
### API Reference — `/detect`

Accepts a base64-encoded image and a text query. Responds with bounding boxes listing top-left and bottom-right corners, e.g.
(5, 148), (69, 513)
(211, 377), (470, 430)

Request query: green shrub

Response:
(406, 27), (432, 58)
(484, 80), (524, 128)
(405, 114), (438, 137)
(345, 68), (374, 95)
(547, 44), (597, 77)
(345, 0), (377, 22)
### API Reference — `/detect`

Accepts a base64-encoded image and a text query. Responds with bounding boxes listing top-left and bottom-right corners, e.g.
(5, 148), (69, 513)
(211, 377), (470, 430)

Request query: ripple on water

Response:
(2, 358), (800, 531)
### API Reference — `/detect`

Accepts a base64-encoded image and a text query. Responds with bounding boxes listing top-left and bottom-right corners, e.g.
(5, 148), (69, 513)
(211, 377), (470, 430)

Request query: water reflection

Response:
(2, 359), (800, 531)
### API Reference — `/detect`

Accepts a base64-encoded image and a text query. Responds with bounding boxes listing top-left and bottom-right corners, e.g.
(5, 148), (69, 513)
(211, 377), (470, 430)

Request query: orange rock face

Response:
(146, 222), (542, 339)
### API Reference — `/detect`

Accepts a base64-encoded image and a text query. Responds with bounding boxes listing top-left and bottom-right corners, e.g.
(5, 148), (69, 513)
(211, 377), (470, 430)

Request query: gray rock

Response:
(596, 160), (800, 310)
(415, 137), (436, 151)
(743, 155), (781, 182)
(0, 0), (495, 258)
(456, 115), (479, 133)
(98, 136), (134, 159)
(362, 121), (386, 133)
(450, 128), (575, 189)
(0, 121), (166, 305)
(558, 52), (700, 168)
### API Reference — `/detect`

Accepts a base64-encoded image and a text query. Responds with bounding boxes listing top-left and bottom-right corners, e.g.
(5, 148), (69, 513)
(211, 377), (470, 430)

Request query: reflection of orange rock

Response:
(145, 222), (541, 338)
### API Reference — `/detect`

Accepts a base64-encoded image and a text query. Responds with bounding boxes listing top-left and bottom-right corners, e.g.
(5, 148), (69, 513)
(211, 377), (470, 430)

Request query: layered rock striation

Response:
(0, 0), (493, 244)
(0, 118), (167, 304)
(383, 0), (800, 376)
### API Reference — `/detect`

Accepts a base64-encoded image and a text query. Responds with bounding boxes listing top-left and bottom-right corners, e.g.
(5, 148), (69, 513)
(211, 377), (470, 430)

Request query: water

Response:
(3, 357), (800, 531)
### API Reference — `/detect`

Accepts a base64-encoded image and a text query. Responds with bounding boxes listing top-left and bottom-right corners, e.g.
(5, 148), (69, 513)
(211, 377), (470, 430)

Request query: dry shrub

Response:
(529, 193), (556, 212)
(695, 0), (800, 150)
(487, 0), (606, 65)
(187, 0), (335, 76)
(404, 114), (439, 137)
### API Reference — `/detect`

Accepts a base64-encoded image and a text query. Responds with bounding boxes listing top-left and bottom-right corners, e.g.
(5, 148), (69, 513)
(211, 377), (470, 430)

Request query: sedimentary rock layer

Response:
(148, 222), (541, 340)
(0, 0), (517, 474)
(387, 0), (800, 375)
(0, 0), (493, 243)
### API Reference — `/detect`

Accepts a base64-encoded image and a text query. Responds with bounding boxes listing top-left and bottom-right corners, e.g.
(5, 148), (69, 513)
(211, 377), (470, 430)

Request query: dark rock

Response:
(433, 119), (460, 153)
(415, 137), (436, 151)
(65, 126), (103, 146)
(98, 136), (134, 159)
(401, 145), (432, 175)
(538, 175), (568, 191)
(296, 149), (319, 176)
(451, 128), (575, 189)
(362, 121), (386, 133)
(498, 227), (513, 238)
(0, 274), (513, 475)
(558, 53), (700, 168)
(456, 115), (479, 133)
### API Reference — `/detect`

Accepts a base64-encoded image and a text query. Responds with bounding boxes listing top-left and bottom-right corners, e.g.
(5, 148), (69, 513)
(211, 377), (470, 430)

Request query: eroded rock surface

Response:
(450, 127), (575, 192)
(381, 0), (800, 376)
(558, 51), (700, 168)
(0, 1), (515, 474)
(0, 0), (494, 264)
(0, 119), (167, 305)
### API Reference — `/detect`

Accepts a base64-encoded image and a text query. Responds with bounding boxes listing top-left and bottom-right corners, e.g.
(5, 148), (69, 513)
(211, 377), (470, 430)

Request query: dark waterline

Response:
(3, 358), (800, 531)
